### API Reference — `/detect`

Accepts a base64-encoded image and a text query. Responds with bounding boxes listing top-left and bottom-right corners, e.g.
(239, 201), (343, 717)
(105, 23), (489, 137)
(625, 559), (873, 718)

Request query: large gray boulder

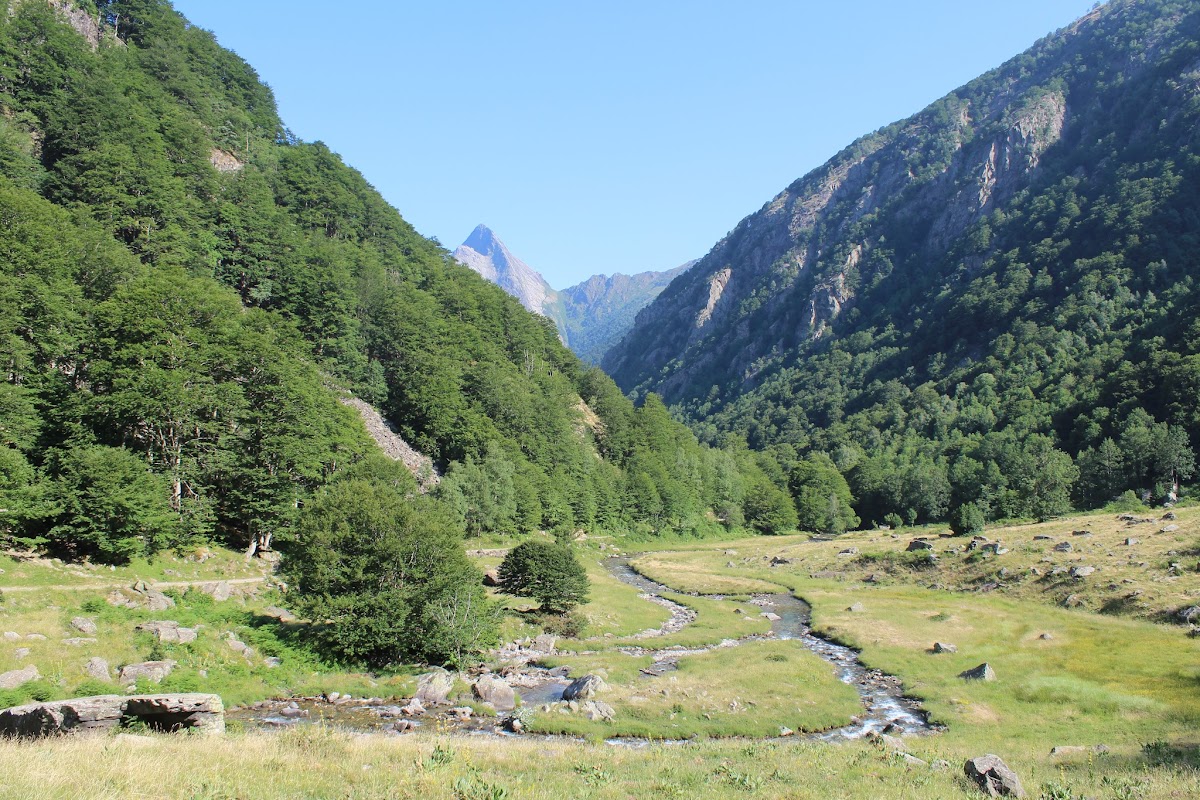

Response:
(964, 754), (1025, 797)
(906, 539), (934, 552)
(0, 665), (40, 690)
(0, 693), (223, 738)
(959, 663), (997, 681)
(472, 675), (516, 712)
(85, 657), (111, 681)
(562, 674), (608, 701)
(415, 668), (455, 706)
(117, 660), (176, 686)
(135, 621), (197, 644)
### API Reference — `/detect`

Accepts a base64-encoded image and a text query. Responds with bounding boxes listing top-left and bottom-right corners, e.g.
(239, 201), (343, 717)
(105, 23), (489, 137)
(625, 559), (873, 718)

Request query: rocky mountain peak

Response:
(453, 225), (553, 315)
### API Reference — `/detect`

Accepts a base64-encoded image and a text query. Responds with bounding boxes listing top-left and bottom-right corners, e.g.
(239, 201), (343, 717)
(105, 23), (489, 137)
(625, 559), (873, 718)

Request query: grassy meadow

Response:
(1, 507), (1198, 797)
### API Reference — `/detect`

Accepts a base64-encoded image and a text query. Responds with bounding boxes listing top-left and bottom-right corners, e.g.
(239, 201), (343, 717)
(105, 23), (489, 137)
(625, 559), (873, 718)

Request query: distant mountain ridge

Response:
(453, 225), (693, 363)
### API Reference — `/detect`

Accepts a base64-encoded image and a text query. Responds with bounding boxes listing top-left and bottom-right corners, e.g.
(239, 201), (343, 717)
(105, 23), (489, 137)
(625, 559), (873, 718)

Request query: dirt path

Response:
(0, 576), (268, 594)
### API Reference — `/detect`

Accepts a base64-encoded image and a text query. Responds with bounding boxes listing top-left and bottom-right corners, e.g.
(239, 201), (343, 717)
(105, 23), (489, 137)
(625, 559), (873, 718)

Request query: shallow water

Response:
(231, 554), (932, 741)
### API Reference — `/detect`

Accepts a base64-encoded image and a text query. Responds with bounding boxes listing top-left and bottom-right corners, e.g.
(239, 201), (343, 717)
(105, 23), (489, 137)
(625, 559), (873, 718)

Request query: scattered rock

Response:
(392, 719), (416, 732)
(563, 674), (609, 701)
(85, 657), (111, 681)
(770, 556), (794, 566)
(932, 642), (958, 654)
(1161, 525), (1179, 533)
(1070, 530), (1092, 537)
(117, 660), (176, 686)
(906, 540), (934, 552)
(1049, 744), (1110, 757)
(70, 617), (97, 635)
(1032, 535), (1053, 541)
(958, 663), (997, 682)
(1052, 542), (1072, 553)
(472, 675), (515, 712)
(1069, 566), (1095, 579)
(1162, 511), (1177, 521)
(415, 669), (455, 706)
(1123, 538), (1139, 546)
(136, 621), (198, 644)
(0, 666), (40, 690)
(964, 754), (1025, 797)
(838, 547), (859, 557)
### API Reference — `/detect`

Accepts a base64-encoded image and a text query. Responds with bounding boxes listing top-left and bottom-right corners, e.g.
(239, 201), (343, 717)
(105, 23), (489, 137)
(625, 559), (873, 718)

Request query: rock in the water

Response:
(70, 617), (97, 635)
(472, 675), (515, 712)
(964, 754), (1025, 797)
(449, 706), (473, 720)
(415, 669), (455, 706)
(117, 660), (175, 686)
(563, 674), (609, 701)
(0, 693), (223, 737)
(760, 612), (782, 621)
(400, 697), (426, 717)
(958, 663), (997, 681)
(85, 657), (111, 681)
(393, 719), (416, 732)
(932, 642), (958, 654)
(0, 665), (40, 690)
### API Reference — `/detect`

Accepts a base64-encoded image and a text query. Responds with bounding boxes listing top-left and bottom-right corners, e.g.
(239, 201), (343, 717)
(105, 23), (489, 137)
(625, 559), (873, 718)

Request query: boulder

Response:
(482, 569), (501, 587)
(580, 700), (615, 721)
(770, 556), (794, 566)
(85, 657), (111, 681)
(906, 540), (934, 552)
(1161, 524), (1179, 533)
(1052, 542), (1072, 553)
(838, 547), (859, 557)
(13, 648), (29, 660)
(415, 668), (455, 706)
(135, 621), (197, 644)
(1177, 606), (1200, 624)
(958, 663), (997, 681)
(393, 719), (416, 732)
(0, 693), (223, 737)
(847, 602), (865, 613)
(531, 634), (557, 653)
(932, 642), (958, 654)
(1069, 566), (1095, 579)
(963, 754), (1025, 797)
(1062, 594), (1084, 608)
(0, 665), (40, 689)
(202, 581), (232, 602)
(760, 612), (782, 621)
(449, 706), (473, 721)
(400, 697), (426, 717)
(117, 660), (175, 686)
(563, 674), (609, 701)
(472, 675), (516, 712)
(70, 617), (97, 635)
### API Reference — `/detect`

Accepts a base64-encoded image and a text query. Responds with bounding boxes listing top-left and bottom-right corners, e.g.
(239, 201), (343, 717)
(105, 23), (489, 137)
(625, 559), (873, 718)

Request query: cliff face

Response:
(602, 0), (1200, 410)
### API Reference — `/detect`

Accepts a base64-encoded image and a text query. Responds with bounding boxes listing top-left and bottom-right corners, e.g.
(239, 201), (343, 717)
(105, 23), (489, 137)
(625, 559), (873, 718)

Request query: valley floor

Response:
(0, 508), (1198, 798)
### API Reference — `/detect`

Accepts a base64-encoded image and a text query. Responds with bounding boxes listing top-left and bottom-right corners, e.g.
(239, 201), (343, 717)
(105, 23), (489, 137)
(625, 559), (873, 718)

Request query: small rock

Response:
(449, 706), (473, 721)
(964, 754), (1025, 797)
(847, 602), (865, 613)
(1038, 633), (1054, 640)
(778, 725), (794, 736)
(1071, 530), (1092, 537)
(24, 634), (46, 641)
(1177, 606), (1200, 624)
(85, 657), (111, 681)
(770, 556), (794, 566)
(1161, 525), (1179, 533)
(2, 632), (19, 641)
(1062, 594), (1084, 608)
(70, 617), (98, 635)
(1123, 538), (1139, 546)
(958, 663), (997, 682)
(906, 540), (934, 552)
(563, 674), (608, 701)
(0, 665), (40, 689)
(932, 642), (957, 654)
(1052, 542), (1072, 553)
(1069, 566), (1095, 579)
(264, 657), (282, 669)
(393, 719), (416, 732)
(838, 547), (859, 557)
(61, 637), (96, 646)
(1050, 744), (1110, 757)
(902, 753), (929, 767)
(13, 648), (30, 660)
(1032, 535), (1053, 541)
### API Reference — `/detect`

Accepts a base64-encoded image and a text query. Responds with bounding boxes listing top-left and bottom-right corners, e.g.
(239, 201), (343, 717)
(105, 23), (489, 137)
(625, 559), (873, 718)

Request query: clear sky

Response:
(172, 1), (1099, 288)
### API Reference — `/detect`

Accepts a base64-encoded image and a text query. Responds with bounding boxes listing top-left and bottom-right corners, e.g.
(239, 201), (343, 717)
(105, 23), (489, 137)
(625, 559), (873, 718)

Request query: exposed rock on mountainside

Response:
(453, 225), (693, 362)
(453, 224), (555, 315)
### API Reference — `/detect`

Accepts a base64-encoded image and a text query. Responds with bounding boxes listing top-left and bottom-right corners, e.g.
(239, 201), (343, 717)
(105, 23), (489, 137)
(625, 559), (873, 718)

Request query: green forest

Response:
(0, 0), (804, 663)
(607, 0), (1200, 530)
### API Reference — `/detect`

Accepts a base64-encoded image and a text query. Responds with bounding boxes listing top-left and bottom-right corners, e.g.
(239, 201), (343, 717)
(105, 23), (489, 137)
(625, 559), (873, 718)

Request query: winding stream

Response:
(230, 556), (933, 741)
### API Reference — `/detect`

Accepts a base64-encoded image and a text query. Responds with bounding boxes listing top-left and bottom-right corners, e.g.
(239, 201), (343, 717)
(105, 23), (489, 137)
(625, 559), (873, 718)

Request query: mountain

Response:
(553, 261), (696, 364)
(604, 0), (1200, 526)
(453, 225), (694, 363)
(0, 0), (791, 567)
(452, 224), (555, 315)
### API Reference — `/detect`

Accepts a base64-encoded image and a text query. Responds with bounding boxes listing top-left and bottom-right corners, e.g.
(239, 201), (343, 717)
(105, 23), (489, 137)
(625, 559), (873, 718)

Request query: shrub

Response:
(950, 501), (987, 535)
(498, 540), (589, 614)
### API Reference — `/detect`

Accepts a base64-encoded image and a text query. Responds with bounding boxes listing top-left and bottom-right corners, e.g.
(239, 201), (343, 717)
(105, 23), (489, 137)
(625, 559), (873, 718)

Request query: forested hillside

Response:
(0, 0), (794, 584)
(605, 0), (1200, 528)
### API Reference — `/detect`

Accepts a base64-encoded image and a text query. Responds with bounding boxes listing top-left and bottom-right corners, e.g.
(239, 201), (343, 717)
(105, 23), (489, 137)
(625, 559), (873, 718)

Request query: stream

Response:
(229, 557), (933, 741)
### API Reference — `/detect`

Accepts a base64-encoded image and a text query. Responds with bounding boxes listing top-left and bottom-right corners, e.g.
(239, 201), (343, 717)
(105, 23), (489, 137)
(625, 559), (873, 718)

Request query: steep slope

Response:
(556, 260), (696, 364)
(452, 224), (555, 315)
(605, 0), (1200, 524)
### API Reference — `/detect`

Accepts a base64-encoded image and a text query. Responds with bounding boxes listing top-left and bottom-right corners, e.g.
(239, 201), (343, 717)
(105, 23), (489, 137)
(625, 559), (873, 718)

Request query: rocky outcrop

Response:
(964, 754), (1026, 797)
(0, 693), (223, 737)
(106, 581), (175, 611)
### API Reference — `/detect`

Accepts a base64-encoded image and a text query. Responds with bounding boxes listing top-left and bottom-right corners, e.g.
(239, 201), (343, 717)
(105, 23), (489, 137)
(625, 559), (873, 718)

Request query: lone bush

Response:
(498, 540), (589, 614)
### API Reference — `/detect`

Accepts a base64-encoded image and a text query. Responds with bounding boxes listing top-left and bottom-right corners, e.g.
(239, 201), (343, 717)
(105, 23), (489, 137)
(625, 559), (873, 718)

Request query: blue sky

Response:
(172, 1), (1099, 287)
